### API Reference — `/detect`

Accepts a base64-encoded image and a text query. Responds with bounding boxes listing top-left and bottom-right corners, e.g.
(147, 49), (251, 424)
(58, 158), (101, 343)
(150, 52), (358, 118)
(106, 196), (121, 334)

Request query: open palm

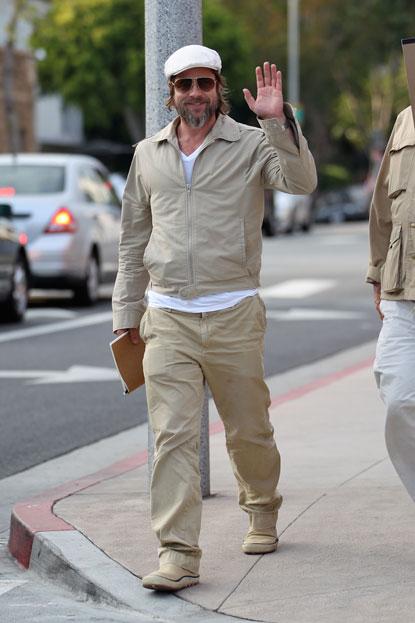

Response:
(243, 62), (284, 120)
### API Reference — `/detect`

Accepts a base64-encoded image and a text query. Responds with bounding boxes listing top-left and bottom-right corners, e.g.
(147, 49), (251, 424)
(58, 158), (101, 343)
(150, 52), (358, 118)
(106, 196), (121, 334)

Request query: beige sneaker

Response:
(242, 512), (278, 555)
(142, 563), (199, 591)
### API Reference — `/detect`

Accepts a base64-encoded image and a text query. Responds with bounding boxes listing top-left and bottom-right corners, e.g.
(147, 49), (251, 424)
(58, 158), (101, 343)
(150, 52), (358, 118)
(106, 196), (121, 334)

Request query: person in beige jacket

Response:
(113, 44), (317, 591)
(367, 104), (415, 503)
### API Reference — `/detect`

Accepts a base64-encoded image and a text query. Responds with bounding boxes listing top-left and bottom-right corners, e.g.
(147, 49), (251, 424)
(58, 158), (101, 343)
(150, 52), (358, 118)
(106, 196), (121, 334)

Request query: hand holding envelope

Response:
(110, 331), (145, 394)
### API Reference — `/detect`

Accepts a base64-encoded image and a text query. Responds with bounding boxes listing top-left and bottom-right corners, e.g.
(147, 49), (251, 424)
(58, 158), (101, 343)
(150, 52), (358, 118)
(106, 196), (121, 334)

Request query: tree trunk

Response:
(3, 41), (20, 153)
(3, 0), (27, 154)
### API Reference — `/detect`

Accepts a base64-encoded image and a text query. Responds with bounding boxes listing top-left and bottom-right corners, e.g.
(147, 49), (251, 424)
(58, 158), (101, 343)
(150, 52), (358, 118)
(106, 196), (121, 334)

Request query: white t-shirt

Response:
(147, 146), (257, 313)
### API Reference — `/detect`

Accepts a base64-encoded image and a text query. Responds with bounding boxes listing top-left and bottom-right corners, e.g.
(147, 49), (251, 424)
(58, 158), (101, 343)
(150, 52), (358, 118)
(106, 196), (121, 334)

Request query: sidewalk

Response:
(9, 341), (415, 623)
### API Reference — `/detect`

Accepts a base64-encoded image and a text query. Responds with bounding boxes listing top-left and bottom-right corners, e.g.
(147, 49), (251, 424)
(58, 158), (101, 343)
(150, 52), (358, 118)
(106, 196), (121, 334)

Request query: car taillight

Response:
(0, 186), (16, 197)
(44, 207), (77, 233)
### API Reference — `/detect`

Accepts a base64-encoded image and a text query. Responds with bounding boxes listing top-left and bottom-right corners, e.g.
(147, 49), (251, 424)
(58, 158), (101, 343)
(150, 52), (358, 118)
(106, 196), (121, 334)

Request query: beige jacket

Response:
(113, 105), (317, 331)
(367, 105), (415, 299)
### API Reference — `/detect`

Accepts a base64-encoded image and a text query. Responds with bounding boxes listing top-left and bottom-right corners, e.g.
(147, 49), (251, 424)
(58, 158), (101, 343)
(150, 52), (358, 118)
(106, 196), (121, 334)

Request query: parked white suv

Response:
(0, 154), (121, 304)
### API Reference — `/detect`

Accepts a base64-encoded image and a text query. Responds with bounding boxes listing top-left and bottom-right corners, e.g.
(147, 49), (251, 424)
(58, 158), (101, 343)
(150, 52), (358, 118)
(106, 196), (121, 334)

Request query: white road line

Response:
(266, 308), (364, 321)
(26, 308), (77, 320)
(0, 580), (27, 596)
(261, 279), (336, 299)
(0, 311), (113, 344)
(30, 365), (119, 385)
(0, 366), (119, 384)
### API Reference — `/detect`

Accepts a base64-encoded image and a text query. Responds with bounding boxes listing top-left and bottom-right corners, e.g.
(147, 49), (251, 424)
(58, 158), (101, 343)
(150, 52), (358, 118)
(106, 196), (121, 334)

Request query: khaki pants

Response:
(140, 295), (282, 573)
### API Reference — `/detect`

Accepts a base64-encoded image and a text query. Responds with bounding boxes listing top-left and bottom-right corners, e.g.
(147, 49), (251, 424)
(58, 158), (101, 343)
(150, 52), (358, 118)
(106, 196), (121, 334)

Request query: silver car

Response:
(0, 154), (121, 304)
(273, 190), (313, 234)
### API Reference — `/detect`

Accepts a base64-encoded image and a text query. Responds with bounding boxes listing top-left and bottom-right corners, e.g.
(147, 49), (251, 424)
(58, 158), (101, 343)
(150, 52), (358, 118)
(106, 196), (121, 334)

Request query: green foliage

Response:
(301, 0), (415, 156)
(32, 0), (254, 140)
(32, 0), (145, 140)
(318, 163), (352, 191)
(203, 0), (253, 113)
(31, 0), (415, 170)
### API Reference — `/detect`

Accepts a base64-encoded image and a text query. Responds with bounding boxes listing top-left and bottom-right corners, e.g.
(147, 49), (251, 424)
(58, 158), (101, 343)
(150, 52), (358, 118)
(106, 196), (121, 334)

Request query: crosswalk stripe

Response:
(266, 308), (364, 321)
(261, 279), (336, 299)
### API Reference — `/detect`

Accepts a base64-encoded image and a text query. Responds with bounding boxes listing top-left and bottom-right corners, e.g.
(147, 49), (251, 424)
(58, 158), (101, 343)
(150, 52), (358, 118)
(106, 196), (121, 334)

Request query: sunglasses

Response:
(171, 77), (216, 93)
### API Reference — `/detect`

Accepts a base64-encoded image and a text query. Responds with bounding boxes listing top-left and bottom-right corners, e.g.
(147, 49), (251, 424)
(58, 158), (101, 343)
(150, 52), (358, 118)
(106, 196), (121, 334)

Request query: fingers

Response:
(115, 329), (129, 336)
(372, 284), (383, 320)
(129, 327), (140, 344)
(243, 88), (256, 111)
(114, 327), (139, 343)
(273, 66), (282, 91)
(255, 66), (264, 89)
(263, 62), (272, 86)
(375, 303), (384, 321)
(257, 62), (282, 88)
(374, 299), (384, 320)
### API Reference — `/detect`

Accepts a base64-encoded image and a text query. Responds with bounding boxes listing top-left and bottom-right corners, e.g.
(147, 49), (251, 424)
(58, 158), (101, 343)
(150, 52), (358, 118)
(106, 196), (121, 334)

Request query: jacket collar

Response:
(149, 114), (241, 144)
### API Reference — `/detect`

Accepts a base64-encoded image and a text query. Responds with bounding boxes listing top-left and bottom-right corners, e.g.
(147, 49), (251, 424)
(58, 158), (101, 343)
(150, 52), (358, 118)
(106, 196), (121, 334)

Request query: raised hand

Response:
(243, 62), (285, 121)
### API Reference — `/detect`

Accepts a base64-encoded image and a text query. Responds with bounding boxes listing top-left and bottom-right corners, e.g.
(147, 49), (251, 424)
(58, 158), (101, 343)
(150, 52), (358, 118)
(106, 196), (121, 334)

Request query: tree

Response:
(222, 0), (415, 175)
(3, 0), (36, 153)
(32, 0), (255, 142)
(32, 0), (146, 142)
(203, 0), (255, 122)
(301, 0), (415, 164)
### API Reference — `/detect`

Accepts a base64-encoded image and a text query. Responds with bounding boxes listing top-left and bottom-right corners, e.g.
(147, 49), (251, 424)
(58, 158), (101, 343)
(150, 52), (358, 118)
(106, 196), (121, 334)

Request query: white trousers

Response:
(374, 300), (415, 501)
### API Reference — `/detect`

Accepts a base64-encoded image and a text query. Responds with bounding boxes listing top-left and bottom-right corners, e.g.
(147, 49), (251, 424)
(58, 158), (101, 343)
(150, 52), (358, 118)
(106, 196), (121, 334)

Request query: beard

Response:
(175, 97), (218, 128)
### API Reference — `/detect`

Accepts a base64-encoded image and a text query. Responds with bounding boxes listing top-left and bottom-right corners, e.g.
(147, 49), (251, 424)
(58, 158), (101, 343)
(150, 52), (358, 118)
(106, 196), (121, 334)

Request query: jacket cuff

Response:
(257, 103), (300, 150)
(366, 265), (382, 284)
(112, 300), (147, 333)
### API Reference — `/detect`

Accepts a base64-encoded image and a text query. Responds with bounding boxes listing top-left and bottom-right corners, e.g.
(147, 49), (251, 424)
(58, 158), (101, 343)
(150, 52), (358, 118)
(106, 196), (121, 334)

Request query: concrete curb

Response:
(8, 348), (375, 618)
(8, 450), (149, 568)
(30, 530), (249, 622)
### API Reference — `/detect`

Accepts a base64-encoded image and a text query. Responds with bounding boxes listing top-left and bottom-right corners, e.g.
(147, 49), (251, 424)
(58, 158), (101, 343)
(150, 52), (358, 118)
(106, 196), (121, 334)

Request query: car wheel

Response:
(73, 253), (100, 306)
(2, 254), (29, 322)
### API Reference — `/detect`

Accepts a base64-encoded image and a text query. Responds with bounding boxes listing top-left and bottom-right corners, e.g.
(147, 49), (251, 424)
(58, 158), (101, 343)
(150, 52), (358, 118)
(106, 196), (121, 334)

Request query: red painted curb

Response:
(9, 450), (148, 568)
(9, 357), (374, 568)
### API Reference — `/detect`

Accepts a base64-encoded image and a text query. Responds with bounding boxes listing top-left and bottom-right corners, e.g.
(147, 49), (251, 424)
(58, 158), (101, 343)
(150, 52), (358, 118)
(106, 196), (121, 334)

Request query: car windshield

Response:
(0, 165), (65, 195)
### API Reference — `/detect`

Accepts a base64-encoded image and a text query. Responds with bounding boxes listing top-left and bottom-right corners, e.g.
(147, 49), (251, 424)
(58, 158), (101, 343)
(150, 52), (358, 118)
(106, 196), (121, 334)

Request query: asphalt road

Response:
(0, 222), (381, 479)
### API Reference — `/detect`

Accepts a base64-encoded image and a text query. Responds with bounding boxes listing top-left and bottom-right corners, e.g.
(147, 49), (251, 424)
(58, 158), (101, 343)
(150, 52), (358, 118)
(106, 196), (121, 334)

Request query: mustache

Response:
(183, 98), (209, 105)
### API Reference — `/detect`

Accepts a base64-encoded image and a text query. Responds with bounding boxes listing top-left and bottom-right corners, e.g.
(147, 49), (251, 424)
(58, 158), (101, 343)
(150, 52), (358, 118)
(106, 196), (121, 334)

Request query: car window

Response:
(78, 167), (120, 206)
(0, 165), (65, 194)
(94, 169), (121, 207)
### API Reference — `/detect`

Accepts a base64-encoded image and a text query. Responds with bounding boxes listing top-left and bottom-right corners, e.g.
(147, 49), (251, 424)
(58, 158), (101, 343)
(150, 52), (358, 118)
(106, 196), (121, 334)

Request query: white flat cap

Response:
(164, 44), (222, 80)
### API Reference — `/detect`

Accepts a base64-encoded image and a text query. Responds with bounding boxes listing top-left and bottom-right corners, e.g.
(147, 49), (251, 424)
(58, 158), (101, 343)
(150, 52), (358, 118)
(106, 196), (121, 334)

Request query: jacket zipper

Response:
(179, 140), (214, 290)
(185, 183), (194, 287)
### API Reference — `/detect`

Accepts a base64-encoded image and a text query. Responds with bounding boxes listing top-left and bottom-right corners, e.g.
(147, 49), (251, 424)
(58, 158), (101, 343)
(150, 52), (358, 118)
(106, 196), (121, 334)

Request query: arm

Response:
(243, 62), (317, 194)
(112, 146), (152, 335)
(366, 128), (394, 287)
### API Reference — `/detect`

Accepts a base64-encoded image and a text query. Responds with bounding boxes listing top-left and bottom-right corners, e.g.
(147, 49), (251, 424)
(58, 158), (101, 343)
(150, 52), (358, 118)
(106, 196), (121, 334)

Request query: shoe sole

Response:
(242, 540), (278, 555)
(142, 576), (199, 592)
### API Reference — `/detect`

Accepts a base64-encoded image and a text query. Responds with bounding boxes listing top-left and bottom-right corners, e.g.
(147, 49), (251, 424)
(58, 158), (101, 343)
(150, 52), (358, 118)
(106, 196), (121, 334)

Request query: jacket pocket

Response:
(382, 224), (403, 293)
(388, 141), (415, 199)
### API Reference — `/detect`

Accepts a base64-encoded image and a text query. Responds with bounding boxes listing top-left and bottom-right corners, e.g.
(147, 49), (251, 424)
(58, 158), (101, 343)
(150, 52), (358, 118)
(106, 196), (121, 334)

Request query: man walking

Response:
(113, 44), (316, 591)
(367, 104), (415, 504)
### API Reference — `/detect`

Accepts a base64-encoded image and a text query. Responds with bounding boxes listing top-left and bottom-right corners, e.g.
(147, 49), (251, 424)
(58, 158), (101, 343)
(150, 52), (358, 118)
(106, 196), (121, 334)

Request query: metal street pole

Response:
(144, 0), (210, 497)
(287, 0), (300, 107)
